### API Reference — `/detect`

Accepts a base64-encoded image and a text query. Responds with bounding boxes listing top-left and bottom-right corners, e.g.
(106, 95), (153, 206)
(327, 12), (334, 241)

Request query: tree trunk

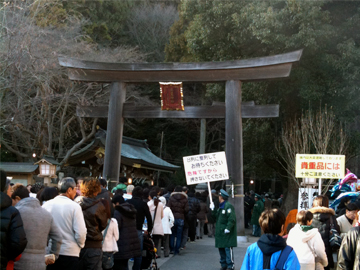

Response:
(282, 177), (298, 216)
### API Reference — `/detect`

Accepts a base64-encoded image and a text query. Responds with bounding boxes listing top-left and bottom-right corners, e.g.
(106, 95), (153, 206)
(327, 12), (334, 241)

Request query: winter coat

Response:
(111, 183), (127, 193)
(168, 192), (189, 220)
(187, 194), (200, 220)
(197, 201), (208, 221)
(161, 206), (174, 234)
(240, 234), (300, 270)
(127, 196), (153, 233)
(42, 195), (87, 257)
(14, 197), (62, 270)
(113, 203), (141, 260)
(96, 187), (114, 217)
(250, 199), (264, 226)
(214, 201), (237, 248)
(147, 200), (164, 236)
(337, 226), (360, 270)
(309, 206), (341, 269)
(244, 195), (254, 213)
(75, 196), (108, 248)
(287, 224), (328, 270)
(0, 192), (27, 270)
(337, 214), (354, 238)
(102, 218), (119, 252)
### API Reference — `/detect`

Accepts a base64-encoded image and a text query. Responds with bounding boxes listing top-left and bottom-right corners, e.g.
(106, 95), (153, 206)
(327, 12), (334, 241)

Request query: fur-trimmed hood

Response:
(309, 206), (335, 215)
(170, 191), (188, 199)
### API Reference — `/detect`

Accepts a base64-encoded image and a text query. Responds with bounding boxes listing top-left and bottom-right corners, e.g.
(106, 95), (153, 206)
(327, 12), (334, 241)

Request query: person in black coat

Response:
(112, 195), (141, 270)
(309, 195), (340, 270)
(75, 178), (108, 270)
(126, 187), (153, 270)
(0, 170), (27, 270)
(187, 191), (200, 241)
(96, 178), (114, 217)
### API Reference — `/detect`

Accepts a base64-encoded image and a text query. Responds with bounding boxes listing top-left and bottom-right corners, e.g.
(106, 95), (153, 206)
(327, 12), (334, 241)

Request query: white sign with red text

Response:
(183, 151), (229, 185)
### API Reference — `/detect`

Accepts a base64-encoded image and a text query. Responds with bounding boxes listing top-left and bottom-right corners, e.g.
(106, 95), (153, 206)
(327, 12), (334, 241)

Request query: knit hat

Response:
(211, 189), (216, 194)
(159, 196), (166, 206)
(219, 189), (229, 200)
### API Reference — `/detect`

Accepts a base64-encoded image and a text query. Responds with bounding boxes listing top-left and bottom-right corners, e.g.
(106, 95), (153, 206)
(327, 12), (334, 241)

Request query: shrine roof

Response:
(0, 162), (39, 173)
(68, 129), (180, 172)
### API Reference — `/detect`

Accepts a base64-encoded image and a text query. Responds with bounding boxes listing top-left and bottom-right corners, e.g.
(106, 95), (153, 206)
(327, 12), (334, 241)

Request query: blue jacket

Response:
(240, 234), (300, 270)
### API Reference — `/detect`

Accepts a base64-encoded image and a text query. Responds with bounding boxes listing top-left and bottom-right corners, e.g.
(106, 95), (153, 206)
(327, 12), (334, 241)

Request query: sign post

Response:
(183, 151), (229, 209)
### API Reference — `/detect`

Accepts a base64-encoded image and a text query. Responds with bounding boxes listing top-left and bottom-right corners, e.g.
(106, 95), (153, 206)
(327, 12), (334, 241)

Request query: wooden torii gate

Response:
(59, 50), (302, 239)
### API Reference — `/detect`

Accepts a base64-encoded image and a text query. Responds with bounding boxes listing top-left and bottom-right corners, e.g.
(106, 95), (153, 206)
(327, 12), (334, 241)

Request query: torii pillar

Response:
(59, 49), (302, 240)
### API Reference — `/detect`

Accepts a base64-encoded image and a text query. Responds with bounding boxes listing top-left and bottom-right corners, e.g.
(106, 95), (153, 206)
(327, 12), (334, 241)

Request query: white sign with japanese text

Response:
(295, 154), (345, 179)
(298, 187), (318, 211)
(183, 151), (229, 185)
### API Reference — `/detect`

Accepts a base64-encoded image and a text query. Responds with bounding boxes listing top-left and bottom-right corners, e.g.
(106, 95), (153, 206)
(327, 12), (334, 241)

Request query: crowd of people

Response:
(241, 193), (360, 270)
(3, 169), (360, 270)
(1, 172), (234, 270)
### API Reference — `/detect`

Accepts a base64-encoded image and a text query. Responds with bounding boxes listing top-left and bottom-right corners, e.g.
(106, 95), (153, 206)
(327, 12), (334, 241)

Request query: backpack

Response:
(271, 245), (293, 270)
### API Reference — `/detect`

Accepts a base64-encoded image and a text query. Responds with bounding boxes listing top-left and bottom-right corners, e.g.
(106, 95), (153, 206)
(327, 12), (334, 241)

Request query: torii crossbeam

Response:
(59, 49), (302, 240)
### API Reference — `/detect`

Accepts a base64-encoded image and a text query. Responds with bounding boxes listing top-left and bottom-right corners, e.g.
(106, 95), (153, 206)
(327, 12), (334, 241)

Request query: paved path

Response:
(154, 228), (259, 270)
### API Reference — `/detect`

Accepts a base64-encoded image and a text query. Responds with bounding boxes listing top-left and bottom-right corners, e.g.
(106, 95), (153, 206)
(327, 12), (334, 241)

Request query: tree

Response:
(276, 107), (349, 211)
(0, 0), (145, 165)
(164, 0), (360, 198)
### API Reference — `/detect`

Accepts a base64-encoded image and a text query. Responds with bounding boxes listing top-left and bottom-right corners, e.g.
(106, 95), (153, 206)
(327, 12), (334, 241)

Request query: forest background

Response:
(1, 0), (360, 210)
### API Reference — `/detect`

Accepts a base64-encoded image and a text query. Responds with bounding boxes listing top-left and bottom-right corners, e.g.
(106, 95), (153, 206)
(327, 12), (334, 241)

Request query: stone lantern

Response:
(34, 155), (60, 185)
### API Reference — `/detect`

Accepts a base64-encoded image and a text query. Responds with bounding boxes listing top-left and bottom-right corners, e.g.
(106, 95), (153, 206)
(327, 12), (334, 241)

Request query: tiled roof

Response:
(0, 162), (38, 173)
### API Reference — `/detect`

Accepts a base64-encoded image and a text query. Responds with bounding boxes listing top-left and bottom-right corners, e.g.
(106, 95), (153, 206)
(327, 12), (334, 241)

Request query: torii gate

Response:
(59, 50), (302, 239)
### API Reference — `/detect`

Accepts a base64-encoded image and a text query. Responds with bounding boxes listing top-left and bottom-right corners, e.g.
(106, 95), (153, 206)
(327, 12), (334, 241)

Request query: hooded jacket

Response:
(14, 197), (62, 270)
(309, 206), (340, 268)
(287, 224), (328, 270)
(337, 226), (360, 270)
(113, 203), (141, 260)
(240, 234), (300, 270)
(75, 196), (108, 248)
(0, 192), (27, 270)
(168, 192), (189, 220)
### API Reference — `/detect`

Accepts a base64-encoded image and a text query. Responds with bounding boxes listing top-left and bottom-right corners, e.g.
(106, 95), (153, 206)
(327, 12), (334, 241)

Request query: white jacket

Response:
(161, 206), (174, 234)
(287, 224), (328, 270)
(42, 195), (87, 257)
(102, 218), (119, 252)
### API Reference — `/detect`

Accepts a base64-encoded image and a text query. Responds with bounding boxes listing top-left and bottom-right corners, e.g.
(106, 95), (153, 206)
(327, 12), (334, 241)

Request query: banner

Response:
(183, 151), (229, 185)
(295, 154), (345, 179)
(160, 82), (184, 111)
(298, 187), (318, 211)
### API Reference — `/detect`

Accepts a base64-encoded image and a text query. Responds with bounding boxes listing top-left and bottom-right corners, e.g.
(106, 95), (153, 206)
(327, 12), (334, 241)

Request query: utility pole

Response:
(157, 131), (164, 186)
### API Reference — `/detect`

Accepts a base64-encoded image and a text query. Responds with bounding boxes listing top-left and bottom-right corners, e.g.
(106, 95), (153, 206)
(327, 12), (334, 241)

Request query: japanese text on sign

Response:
(295, 154), (345, 179)
(183, 152), (229, 185)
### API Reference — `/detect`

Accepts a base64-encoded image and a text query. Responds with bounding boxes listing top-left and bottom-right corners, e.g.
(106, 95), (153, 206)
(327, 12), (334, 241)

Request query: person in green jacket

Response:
(250, 194), (264, 237)
(111, 177), (128, 194)
(212, 189), (237, 270)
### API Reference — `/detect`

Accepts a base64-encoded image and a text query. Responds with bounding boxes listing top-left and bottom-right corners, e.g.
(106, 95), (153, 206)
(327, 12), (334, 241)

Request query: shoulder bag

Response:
(102, 219), (114, 270)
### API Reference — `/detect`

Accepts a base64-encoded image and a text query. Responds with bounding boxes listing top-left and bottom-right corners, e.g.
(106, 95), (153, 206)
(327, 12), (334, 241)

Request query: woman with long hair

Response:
(309, 195), (340, 270)
(147, 190), (164, 258)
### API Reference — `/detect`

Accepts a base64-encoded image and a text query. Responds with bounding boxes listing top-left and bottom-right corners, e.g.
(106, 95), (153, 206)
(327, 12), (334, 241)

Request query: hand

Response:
(210, 202), (215, 211)
(45, 257), (55, 265)
(224, 229), (230, 234)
